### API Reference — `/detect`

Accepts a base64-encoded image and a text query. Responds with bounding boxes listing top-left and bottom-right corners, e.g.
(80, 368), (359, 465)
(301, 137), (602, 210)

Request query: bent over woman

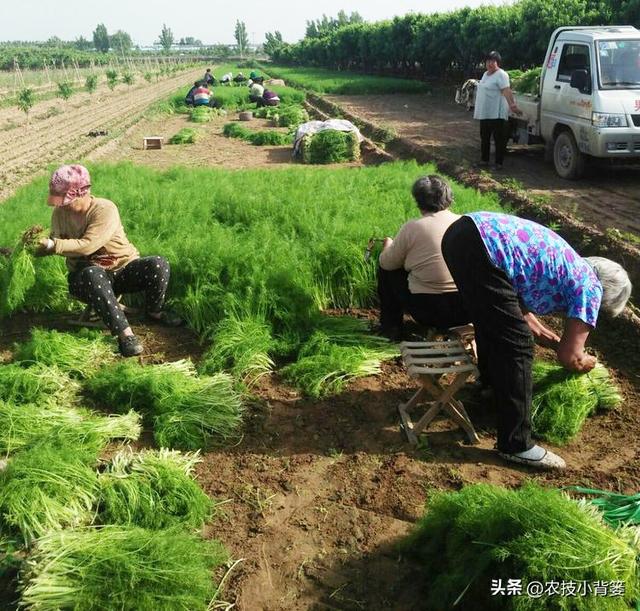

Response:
(39, 165), (181, 357)
(442, 212), (631, 470)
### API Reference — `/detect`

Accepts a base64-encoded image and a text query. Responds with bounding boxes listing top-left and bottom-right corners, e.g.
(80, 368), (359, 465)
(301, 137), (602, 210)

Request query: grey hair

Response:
(585, 256), (632, 317)
(411, 175), (454, 213)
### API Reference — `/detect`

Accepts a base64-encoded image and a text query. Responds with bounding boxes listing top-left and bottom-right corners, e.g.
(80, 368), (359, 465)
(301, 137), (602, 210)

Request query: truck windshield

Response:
(597, 40), (640, 89)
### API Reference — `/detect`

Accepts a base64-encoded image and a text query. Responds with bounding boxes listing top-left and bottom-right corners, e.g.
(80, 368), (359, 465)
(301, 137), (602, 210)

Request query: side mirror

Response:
(570, 69), (591, 94)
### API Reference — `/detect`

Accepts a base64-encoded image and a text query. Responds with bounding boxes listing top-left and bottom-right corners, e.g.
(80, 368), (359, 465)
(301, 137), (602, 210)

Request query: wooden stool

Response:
(143, 136), (163, 150)
(398, 339), (479, 445)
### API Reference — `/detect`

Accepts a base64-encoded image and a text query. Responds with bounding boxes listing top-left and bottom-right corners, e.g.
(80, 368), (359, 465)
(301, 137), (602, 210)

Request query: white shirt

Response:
(473, 69), (510, 120)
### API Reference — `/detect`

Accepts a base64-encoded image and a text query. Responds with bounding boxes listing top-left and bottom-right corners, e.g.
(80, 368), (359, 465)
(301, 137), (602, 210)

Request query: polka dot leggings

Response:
(68, 256), (170, 335)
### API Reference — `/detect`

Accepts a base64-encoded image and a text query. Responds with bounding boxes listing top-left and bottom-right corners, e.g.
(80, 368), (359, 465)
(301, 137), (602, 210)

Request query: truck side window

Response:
(556, 44), (591, 83)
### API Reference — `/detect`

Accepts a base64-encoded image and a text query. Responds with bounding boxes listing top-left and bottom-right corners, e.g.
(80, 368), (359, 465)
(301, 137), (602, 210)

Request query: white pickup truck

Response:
(510, 26), (640, 179)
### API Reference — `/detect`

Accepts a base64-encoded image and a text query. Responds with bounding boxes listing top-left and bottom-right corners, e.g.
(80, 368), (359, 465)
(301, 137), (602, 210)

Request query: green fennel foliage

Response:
(169, 127), (199, 144)
(302, 129), (361, 164)
(0, 401), (140, 457)
(14, 328), (116, 379)
(531, 360), (622, 444)
(0, 161), (504, 354)
(263, 65), (431, 95)
(0, 441), (99, 545)
(0, 363), (80, 406)
(97, 448), (214, 530)
(403, 483), (640, 610)
(85, 360), (244, 450)
(20, 526), (228, 610)
(199, 313), (275, 383)
(223, 122), (291, 146)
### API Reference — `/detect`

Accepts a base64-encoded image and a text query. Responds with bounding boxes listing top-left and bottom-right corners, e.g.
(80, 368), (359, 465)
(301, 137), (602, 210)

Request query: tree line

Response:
(266, 0), (640, 76)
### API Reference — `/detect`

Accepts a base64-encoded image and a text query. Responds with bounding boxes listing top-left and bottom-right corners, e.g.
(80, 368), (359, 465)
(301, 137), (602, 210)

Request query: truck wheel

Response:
(553, 131), (585, 180)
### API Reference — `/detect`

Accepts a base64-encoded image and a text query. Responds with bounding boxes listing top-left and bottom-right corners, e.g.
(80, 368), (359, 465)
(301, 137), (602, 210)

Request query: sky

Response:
(1, 0), (509, 46)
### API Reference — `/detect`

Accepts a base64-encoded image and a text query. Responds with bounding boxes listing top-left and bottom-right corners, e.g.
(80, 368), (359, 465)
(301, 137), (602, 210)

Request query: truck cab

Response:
(512, 26), (640, 179)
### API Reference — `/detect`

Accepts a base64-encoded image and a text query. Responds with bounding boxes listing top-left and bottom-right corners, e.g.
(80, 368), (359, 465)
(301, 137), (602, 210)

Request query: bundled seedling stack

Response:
(509, 67), (542, 95)
(281, 316), (397, 397)
(20, 526), (228, 610)
(223, 122), (291, 146)
(404, 483), (640, 610)
(531, 360), (622, 444)
(0, 328), (230, 608)
(85, 359), (244, 450)
(0, 225), (46, 317)
(97, 448), (215, 529)
(301, 130), (361, 164)
(169, 128), (199, 144)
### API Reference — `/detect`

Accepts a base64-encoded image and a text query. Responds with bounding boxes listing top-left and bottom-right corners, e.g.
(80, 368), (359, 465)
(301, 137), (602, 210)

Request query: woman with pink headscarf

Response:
(39, 164), (181, 357)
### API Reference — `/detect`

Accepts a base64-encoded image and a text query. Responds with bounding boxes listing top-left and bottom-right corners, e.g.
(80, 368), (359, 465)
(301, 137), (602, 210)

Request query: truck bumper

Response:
(588, 129), (640, 157)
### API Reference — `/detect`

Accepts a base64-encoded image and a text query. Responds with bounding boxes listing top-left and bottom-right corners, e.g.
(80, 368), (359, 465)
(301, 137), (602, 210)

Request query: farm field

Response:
(1, 60), (640, 610)
(262, 64), (430, 95)
(0, 66), (204, 201)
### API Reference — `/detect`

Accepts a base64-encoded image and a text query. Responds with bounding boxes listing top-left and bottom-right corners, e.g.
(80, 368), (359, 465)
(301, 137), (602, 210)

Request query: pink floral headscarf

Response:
(48, 164), (91, 207)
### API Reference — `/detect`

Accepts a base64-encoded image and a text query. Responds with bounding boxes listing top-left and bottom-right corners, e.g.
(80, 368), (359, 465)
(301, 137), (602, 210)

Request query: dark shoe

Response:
(374, 324), (404, 342)
(476, 160), (491, 168)
(118, 335), (144, 357)
(493, 163), (504, 170)
(146, 310), (183, 327)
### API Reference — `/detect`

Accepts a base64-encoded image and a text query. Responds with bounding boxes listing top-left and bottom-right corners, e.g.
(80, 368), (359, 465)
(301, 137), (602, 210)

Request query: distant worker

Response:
(37, 165), (182, 357)
(234, 72), (247, 84)
(220, 72), (233, 86)
(248, 71), (261, 86)
(377, 175), (470, 340)
(473, 51), (521, 169)
(258, 89), (280, 107)
(203, 68), (216, 86)
(192, 82), (211, 107)
(441, 211), (631, 470)
(249, 79), (265, 104)
(184, 81), (201, 107)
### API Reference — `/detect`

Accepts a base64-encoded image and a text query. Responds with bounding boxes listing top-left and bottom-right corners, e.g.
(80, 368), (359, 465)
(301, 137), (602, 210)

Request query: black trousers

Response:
(377, 267), (470, 331)
(442, 217), (534, 453)
(480, 119), (508, 165)
(68, 256), (170, 336)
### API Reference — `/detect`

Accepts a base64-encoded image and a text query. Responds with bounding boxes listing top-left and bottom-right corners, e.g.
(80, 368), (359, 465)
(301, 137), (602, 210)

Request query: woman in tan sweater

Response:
(377, 175), (470, 340)
(39, 164), (180, 357)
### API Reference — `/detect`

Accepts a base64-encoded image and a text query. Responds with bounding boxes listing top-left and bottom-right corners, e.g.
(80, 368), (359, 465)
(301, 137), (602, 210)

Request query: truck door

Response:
(544, 42), (594, 151)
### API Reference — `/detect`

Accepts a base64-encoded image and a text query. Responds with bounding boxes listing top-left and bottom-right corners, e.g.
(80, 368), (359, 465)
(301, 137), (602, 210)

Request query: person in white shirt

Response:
(377, 175), (470, 340)
(473, 51), (521, 169)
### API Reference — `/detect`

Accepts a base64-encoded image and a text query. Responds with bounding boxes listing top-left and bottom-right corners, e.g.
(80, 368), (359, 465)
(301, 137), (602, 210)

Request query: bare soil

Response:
(329, 91), (640, 238)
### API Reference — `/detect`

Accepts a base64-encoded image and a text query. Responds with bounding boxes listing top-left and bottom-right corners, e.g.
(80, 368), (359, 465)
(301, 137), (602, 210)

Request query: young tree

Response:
(264, 31), (284, 58)
(85, 74), (98, 93)
(17, 87), (35, 124)
(234, 20), (249, 57)
(57, 81), (74, 102)
(110, 30), (133, 54)
(93, 23), (110, 53)
(106, 69), (118, 90)
(158, 24), (174, 53)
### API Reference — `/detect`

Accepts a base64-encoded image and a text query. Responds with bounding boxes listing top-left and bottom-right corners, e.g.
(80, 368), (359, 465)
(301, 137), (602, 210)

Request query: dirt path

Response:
(329, 91), (640, 238)
(0, 68), (203, 202)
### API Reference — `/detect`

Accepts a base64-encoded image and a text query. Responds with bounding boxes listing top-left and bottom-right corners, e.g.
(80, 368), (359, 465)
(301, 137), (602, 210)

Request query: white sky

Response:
(1, 0), (510, 46)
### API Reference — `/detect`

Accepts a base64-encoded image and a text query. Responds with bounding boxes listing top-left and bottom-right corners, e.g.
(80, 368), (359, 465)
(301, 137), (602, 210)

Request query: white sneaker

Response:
(498, 445), (566, 470)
